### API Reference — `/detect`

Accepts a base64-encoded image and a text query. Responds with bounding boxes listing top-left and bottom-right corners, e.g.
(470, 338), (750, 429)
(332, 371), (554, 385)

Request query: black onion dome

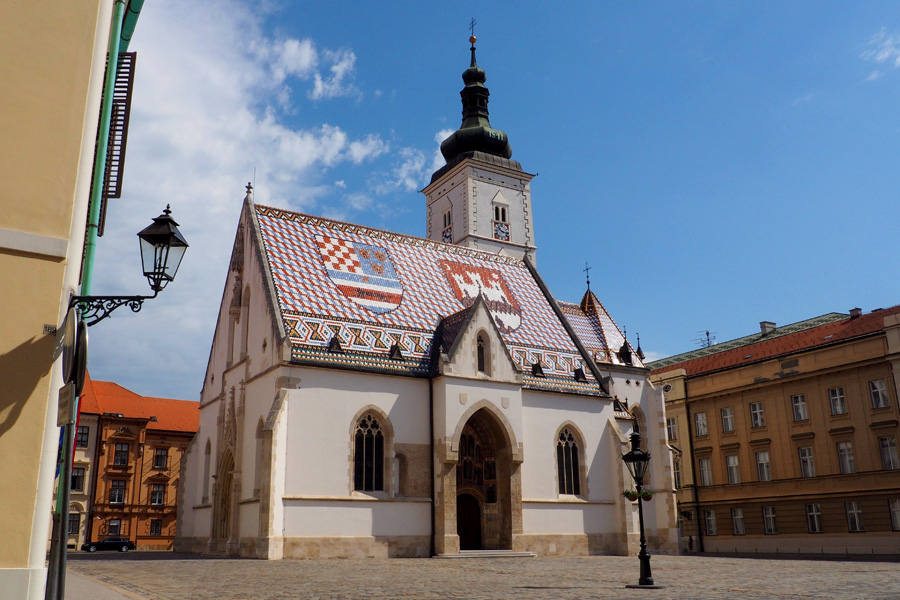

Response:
(440, 36), (512, 163)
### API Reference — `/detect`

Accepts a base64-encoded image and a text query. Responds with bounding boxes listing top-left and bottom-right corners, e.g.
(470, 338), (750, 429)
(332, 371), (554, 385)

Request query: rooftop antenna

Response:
(695, 330), (716, 348)
(583, 262), (592, 291)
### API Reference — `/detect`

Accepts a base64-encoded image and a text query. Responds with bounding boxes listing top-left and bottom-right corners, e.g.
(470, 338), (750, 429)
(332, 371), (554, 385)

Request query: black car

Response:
(81, 537), (136, 553)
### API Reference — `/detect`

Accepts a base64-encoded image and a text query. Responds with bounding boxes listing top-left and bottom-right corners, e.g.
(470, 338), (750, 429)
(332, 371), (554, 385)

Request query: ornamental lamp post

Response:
(622, 430), (656, 588)
(71, 205), (189, 325)
(46, 206), (188, 600)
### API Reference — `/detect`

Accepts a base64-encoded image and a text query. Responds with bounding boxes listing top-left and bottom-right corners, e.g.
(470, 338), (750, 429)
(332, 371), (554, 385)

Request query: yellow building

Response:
(0, 2), (141, 596)
(650, 307), (900, 557)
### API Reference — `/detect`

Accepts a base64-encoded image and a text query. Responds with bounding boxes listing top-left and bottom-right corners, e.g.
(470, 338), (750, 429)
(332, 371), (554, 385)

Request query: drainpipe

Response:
(80, 0), (127, 296)
(428, 322), (444, 557)
(119, 0), (145, 53)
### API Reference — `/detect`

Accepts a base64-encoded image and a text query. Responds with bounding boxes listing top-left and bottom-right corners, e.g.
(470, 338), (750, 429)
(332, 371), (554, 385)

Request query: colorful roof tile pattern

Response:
(649, 306), (900, 377)
(557, 289), (645, 368)
(253, 205), (599, 391)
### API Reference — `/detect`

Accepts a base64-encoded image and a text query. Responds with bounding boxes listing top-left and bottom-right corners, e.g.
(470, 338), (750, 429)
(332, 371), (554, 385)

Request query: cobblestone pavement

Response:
(67, 553), (900, 600)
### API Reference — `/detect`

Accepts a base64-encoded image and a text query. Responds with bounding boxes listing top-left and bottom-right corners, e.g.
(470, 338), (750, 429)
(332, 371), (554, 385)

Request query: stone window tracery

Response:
(557, 427), (582, 496)
(354, 414), (384, 492)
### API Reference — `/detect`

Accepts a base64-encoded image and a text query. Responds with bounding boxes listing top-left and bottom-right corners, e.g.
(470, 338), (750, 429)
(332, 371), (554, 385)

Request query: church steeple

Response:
(423, 35), (536, 261)
(440, 35), (512, 163)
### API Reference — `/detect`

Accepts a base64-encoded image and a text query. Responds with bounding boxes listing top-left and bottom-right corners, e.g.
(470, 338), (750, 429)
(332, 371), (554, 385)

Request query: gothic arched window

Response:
(354, 414), (384, 492)
(557, 427), (582, 496)
(477, 335), (486, 373)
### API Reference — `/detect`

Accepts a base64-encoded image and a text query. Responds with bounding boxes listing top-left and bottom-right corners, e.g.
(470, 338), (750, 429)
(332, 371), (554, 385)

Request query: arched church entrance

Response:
(457, 493), (482, 550)
(455, 409), (512, 550)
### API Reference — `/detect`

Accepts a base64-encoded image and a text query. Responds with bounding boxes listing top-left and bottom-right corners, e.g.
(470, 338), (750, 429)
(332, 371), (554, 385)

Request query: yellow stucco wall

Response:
(0, 0), (105, 572)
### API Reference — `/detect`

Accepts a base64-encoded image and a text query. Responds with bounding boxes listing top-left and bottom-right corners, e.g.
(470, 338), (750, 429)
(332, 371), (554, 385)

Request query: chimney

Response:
(760, 321), (776, 336)
(849, 307), (862, 318)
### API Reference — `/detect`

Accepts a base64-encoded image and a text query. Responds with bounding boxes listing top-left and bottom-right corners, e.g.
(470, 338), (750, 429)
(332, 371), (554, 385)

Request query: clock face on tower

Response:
(493, 221), (509, 241)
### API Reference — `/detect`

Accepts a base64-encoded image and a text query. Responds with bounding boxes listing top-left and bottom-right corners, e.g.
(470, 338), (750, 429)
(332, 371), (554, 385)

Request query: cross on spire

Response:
(469, 17), (477, 38)
(583, 262), (592, 290)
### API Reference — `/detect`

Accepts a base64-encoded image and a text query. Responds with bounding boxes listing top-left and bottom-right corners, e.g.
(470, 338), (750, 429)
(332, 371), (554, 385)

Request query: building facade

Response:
(58, 375), (199, 552)
(650, 307), (900, 556)
(0, 2), (132, 596)
(177, 39), (678, 559)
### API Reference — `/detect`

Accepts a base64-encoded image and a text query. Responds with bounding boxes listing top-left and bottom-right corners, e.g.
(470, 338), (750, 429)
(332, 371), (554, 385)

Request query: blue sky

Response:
(88, 1), (900, 400)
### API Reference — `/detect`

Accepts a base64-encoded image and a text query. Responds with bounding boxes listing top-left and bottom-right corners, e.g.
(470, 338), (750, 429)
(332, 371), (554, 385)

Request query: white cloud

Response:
(392, 148), (427, 192)
(861, 28), (900, 68)
(347, 134), (389, 164)
(792, 93), (814, 106)
(432, 128), (454, 173)
(345, 192), (374, 211)
(84, 0), (400, 400)
(311, 49), (359, 100)
(863, 70), (882, 83)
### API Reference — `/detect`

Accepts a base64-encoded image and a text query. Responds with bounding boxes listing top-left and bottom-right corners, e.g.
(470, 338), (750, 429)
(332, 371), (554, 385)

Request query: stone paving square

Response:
(67, 553), (900, 600)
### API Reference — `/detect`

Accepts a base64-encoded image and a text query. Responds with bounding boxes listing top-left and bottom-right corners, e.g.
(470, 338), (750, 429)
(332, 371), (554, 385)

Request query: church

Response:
(176, 37), (678, 559)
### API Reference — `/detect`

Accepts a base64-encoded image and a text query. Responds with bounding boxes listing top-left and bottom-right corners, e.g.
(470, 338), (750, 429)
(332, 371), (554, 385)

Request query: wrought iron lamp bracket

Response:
(70, 291), (159, 326)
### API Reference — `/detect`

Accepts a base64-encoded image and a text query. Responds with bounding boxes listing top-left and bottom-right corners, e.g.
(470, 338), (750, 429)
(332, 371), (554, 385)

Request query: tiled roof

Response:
(649, 306), (900, 377)
(254, 205), (601, 393)
(558, 289), (645, 368)
(79, 373), (198, 433)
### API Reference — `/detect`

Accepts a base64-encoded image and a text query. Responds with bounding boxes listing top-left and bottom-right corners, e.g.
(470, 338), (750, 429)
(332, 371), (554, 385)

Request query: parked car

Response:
(81, 537), (136, 553)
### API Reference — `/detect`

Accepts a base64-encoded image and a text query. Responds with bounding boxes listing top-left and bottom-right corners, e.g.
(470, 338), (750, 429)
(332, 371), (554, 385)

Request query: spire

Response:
(440, 35), (512, 163)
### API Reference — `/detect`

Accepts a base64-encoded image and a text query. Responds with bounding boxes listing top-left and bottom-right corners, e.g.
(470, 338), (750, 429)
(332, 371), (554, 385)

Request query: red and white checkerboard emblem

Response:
(316, 234), (404, 314)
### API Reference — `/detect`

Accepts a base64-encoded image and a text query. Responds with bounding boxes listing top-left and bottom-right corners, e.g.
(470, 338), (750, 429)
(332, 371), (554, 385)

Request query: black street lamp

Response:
(71, 205), (189, 325)
(622, 430), (656, 588)
(46, 206), (188, 600)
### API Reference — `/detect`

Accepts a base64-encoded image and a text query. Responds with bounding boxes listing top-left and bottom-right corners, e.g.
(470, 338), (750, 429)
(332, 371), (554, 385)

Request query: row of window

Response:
(67, 514), (166, 537)
(678, 436), (899, 487)
(112, 444), (170, 468)
(438, 205), (509, 228)
(351, 414), (585, 497)
(105, 481), (168, 505)
(703, 499), (900, 536)
(74, 428), (172, 470)
(667, 379), (893, 442)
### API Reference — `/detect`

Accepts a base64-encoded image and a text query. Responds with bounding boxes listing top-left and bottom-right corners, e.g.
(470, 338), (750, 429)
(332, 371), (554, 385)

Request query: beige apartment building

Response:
(1, 2), (143, 597)
(650, 307), (900, 557)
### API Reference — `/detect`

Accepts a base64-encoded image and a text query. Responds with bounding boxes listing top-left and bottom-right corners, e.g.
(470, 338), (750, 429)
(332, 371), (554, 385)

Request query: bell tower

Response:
(423, 36), (537, 260)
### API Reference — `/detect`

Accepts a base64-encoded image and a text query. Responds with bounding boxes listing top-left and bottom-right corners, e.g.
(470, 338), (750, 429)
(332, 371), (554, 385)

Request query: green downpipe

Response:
(80, 0), (128, 297)
(119, 0), (144, 53)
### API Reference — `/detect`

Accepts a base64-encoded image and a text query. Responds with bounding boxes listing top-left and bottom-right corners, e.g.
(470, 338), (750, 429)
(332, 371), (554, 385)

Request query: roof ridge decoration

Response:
(255, 204), (524, 266)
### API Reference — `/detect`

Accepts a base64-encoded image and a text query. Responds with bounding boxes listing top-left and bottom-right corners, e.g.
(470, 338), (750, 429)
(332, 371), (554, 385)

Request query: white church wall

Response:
(283, 499), (430, 537)
(282, 368), (430, 499)
(522, 502), (619, 535)
(520, 390), (616, 503)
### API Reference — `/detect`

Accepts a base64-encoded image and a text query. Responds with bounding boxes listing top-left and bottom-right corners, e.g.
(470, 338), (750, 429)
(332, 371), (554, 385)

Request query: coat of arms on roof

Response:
(315, 234), (404, 314)
(439, 260), (521, 333)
